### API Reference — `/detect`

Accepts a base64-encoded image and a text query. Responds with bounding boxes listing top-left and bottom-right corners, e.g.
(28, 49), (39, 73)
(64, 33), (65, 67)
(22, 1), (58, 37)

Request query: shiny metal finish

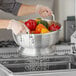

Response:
(13, 17), (60, 56)
(13, 30), (59, 56)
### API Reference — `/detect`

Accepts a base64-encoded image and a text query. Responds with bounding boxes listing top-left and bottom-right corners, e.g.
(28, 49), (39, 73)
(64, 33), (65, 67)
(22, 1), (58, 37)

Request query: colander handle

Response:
(23, 24), (30, 34)
(41, 13), (56, 21)
(12, 33), (20, 46)
(51, 14), (55, 21)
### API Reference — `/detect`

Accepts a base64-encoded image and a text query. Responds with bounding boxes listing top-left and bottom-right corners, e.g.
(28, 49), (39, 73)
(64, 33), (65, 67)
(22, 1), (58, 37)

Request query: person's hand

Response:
(36, 5), (52, 17)
(7, 20), (29, 35)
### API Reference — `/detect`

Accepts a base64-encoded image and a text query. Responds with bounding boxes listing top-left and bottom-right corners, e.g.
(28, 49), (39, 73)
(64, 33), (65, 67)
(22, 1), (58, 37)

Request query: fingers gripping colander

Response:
(13, 14), (60, 56)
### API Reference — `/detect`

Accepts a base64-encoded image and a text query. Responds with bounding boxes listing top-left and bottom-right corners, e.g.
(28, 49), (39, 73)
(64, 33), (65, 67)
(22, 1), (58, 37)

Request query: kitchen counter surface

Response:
(14, 69), (76, 76)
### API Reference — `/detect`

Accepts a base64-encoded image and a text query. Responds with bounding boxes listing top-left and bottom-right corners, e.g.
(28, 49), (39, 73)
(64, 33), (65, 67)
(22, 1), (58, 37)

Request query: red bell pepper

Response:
(25, 19), (37, 31)
(49, 23), (60, 31)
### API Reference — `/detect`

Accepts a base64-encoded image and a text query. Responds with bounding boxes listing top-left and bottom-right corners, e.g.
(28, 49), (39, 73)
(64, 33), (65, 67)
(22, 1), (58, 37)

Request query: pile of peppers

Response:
(24, 18), (61, 34)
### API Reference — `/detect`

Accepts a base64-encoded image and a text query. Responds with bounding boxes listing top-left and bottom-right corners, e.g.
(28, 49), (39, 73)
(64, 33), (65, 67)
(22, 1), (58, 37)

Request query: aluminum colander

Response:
(13, 14), (60, 56)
